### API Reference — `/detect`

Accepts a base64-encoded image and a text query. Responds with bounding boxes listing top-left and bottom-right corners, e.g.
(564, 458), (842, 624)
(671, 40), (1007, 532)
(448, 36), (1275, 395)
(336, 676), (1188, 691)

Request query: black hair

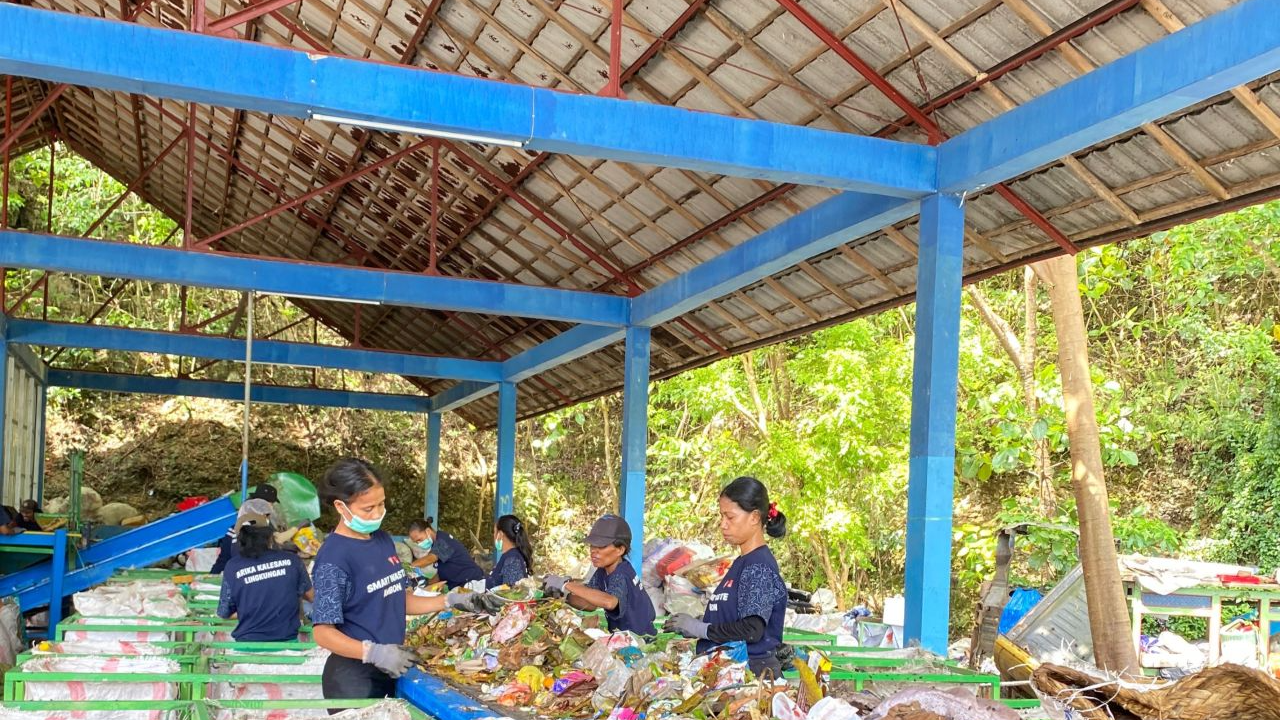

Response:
(408, 518), (433, 534)
(250, 484), (278, 503)
(496, 514), (534, 572)
(318, 458), (383, 506)
(720, 476), (787, 539)
(238, 524), (274, 559)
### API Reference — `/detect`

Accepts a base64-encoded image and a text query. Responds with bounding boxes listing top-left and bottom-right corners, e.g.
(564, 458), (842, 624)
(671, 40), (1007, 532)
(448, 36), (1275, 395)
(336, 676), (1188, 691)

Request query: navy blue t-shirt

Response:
(210, 530), (238, 574)
(698, 546), (787, 661)
(486, 549), (529, 590)
(586, 560), (655, 636)
(311, 530), (407, 644)
(432, 531), (485, 588)
(217, 549), (312, 641)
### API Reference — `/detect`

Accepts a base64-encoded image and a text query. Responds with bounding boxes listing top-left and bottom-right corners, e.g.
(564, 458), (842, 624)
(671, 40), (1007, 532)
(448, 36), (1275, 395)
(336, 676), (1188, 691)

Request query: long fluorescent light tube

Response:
(275, 291), (381, 306)
(310, 113), (526, 148)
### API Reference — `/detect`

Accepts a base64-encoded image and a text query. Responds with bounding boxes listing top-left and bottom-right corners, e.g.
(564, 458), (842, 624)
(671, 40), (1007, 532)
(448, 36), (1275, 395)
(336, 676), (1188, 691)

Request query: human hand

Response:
(362, 642), (414, 678)
(542, 574), (569, 593)
(664, 613), (709, 639)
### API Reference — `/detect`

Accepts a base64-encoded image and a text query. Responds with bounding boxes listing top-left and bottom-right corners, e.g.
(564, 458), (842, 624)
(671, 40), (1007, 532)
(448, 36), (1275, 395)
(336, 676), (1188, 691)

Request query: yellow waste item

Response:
(516, 665), (545, 691)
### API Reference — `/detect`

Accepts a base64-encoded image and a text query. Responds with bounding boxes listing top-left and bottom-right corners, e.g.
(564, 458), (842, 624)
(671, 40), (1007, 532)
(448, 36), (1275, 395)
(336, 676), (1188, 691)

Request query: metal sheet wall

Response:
(3, 351), (44, 507)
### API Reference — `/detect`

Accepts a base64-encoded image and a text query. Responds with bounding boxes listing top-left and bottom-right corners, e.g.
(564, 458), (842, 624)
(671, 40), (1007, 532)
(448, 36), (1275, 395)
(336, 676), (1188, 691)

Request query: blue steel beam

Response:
(939, 0), (1280, 193)
(902, 194), (965, 655)
(427, 381), (495, 413)
(502, 325), (624, 383)
(0, 4), (935, 198)
(632, 193), (919, 327)
(619, 326), (651, 572)
(0, 232), (629, 327)
(48, 369), (432, 412)
(8, 319), (502, 382)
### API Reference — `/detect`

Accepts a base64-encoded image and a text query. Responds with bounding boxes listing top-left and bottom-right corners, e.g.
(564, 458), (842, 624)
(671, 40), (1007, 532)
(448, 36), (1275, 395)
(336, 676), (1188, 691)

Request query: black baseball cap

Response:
(20, 499), (38, 513)
(250, 484), (278, 503)
(584, 514), (632, 547)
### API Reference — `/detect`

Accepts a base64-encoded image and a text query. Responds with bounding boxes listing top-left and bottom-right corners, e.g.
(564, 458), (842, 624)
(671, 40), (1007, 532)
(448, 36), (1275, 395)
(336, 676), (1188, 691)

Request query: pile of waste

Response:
(406, 583), (1024, 720)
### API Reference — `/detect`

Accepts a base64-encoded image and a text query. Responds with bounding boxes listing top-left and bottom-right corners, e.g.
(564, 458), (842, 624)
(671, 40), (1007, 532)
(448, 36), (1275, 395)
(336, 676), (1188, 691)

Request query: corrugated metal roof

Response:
(3, 0), (1279, 426)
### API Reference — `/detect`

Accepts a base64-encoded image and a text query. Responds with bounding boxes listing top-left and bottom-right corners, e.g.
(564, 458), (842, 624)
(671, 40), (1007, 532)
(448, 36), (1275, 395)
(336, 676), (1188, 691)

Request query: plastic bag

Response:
(997, 587), (1043, 635)
(211, 698), (412, 720)
(35, 640), (171, 655)
(0, 597), (21, 666)
(0, 711), (169, 720)
(62, 618), (172, 643)
(19, 656), (180, 702)
(185, 548), (221, 573)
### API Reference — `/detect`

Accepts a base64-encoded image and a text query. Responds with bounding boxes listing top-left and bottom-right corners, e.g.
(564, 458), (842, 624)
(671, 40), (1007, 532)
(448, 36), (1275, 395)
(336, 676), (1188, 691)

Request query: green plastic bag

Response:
(270, 472), (321, 526)
(233, 472), (321, 526)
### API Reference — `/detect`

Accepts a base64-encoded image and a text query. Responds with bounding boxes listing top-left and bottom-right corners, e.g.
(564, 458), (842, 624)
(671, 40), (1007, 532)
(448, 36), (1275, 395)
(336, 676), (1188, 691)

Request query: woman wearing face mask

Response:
(405, 518), (485, 589)
(665, 476), (789, 678)
(487, 514), (532, 590)
(543, 515), (655, 637)
(311, 458), (488, 707)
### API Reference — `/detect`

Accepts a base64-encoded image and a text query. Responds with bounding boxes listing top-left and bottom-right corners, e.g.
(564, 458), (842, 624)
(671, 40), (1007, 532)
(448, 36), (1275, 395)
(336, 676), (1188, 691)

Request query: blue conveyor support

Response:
(398, 668), (513, 720)
(0, 496), (237, 615)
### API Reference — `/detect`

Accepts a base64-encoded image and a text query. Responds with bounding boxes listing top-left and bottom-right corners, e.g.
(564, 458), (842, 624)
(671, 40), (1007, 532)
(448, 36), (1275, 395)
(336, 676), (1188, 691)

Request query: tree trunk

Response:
(1041, 255), (1137, 676)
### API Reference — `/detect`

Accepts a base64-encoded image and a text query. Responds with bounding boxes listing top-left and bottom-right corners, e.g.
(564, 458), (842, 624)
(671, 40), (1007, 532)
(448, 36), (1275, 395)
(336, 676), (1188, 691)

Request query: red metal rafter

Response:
(429, 140), (440, 272)
(144, 98), (373, 262)
(187, 311), (310, 375)
(6, 275), (48, 315)
(599, 0), (627, 98)
(0, 83), (68, 159)
(83, 132), (185, 238)
(430, 0), (711, 269)
(879, 0), (1142, 136)
(303, 2), (441, 263)
(778, 0), (1078, 253)
(267, 10), (330, 52)
(444, 143), (641, 293)
(195, 138), (433, 249)
(207, 0), (301, 34)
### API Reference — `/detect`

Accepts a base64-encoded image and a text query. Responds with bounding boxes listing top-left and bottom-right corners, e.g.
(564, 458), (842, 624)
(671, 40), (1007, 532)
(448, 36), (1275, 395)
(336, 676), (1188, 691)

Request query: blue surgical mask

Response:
(337, 501), (385, 534)
(417, 537), (434, 552)
(494, 538), (503, 556)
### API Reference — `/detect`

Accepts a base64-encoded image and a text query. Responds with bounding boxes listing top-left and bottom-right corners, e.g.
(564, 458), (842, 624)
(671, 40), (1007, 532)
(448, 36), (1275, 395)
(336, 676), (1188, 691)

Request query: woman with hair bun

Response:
(487, 514), (532, 589)
(665, 476), (789, 677)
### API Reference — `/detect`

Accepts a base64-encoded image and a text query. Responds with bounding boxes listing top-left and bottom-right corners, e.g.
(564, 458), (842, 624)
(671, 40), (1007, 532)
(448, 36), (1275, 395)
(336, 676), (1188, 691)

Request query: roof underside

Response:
(4, 0), (1280, 427)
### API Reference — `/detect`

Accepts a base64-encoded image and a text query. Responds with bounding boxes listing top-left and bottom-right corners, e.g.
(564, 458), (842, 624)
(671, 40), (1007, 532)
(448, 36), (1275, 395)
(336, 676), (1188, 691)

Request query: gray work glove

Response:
(362, 641), (414, 678)
(542, 574), (569, 593)
(447, 591), (505, 614)
(664, 613), (709, 640)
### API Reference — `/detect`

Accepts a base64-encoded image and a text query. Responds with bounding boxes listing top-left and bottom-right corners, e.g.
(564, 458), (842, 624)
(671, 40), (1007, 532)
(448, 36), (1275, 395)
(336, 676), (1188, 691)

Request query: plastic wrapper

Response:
(185, 548), (221, 573)
(34, 640), (171, 655)
(74, 584), (189, 619)
(18, 656), (180, 702)
(0, 709), (170, 720)
(61, 618), (172, 643)
(0, 598), (22, 666)
(677, 557), (732, 590)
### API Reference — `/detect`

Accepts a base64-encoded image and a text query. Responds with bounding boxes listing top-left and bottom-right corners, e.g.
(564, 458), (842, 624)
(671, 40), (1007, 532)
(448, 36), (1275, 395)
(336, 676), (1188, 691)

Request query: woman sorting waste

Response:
(312, 458), (499, 706)
(216, 511), (314, 641)
(665, 476), (789, 678)
(406, 517), (486, 589)
(211, 498), (284, 574)
(487, 514), (532, 590)
(544, 514), (656, 636)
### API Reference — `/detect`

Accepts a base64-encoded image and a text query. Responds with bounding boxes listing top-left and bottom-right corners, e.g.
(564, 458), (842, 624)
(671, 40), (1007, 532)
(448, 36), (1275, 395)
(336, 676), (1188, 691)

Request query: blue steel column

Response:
(619, 326), (651, 570)
(495, 382), (516, 526)
(425, 412), (441, 523)
(48, 527), (67, 634)
(903, 193), (965, 654)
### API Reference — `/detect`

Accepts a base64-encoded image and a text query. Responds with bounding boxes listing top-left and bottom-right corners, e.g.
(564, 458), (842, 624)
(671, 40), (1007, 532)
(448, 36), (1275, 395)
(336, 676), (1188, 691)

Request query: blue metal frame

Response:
(48, 369), (433, 412)
(7, 318), (502, 382)
(0, 232), (629, 327)
(0, 4), (935, 198)
(938, 0), (1280, 193)
(0, 528), (68, 634)
(902, 194), (965, 654)
(494, 382), (516, 525)
(619, 327), (650, 571)
(425, 412), (441, 523)
(398, 669), (507, 720)
(427, 381), (495, 413)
